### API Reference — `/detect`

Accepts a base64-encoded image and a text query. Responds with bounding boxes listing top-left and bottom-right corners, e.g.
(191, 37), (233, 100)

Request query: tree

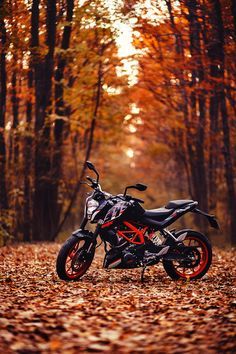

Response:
(33, 0), (57, 241)
(131, 0), (236, 241)
(51, 0), (129, 239)
(23, 0), (40, 242)
(208, 0), (236, 244)
(51, 0), (75, 237)
(0, 1), (8, 211)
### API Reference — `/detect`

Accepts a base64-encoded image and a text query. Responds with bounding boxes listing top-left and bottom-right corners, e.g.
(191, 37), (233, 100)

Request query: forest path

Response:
(0, 243), (235, 353)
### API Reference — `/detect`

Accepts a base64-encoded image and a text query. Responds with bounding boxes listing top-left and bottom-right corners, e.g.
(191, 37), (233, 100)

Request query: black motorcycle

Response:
(56, 161), (219, 281)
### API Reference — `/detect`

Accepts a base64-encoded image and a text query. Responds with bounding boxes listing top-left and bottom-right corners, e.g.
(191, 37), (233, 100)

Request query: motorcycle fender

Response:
(72, 229), (94, 240)
(193, 209), (220, 229)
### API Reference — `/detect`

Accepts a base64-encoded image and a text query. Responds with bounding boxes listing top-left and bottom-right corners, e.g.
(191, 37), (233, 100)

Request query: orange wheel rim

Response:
(65, 241), (90, 279)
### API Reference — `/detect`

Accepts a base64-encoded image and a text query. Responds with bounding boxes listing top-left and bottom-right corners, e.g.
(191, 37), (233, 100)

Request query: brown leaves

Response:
(0, 243), (235, 353)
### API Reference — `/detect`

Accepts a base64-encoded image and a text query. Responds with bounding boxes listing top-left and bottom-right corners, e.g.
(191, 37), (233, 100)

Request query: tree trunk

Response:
(23, 0), (40, 242)
(207, 0), (222, 213)
(208, 93), (219, 212)
(10, 62), (20, 239)
(210, 0), (236, 244)
(231, 0), (236, 37)
(165, 0), (192, 198)
(220, 94), (236, 244)
(33, 0), (57, 241)
(11, 68), (19, 165)
(185, 0), (208, 218)
(0, 7), (8, 211)
(166, 0), (208, 214)
(23, 69), (33, 242)
(51, 0), (74, 236)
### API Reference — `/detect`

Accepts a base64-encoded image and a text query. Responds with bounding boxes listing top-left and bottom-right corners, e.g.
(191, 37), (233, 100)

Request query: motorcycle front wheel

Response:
(56, 235), (95, 281)
(163, 230), (212, 280)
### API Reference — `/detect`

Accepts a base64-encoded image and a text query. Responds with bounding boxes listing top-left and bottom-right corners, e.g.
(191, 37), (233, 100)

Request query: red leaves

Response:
(0, 244), (235, 353)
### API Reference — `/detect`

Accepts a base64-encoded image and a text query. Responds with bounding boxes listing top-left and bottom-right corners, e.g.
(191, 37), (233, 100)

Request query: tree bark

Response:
(11, 68), (19, 168)
(51, 0), (74, 236)
(23, 68), (33, 242)
(33, 0), (57, 241)
(220, 94), (236, 244)
(0, 5), (8, 211)
(165, 0), (192, 197)
(10, 61), (20, 239)
(185, 0), (208, 218)
(23, 0), (40, 242)
(166, 0), (209, 219)
(206, 0), (222, 212)
(210, 0), (236, 244)
(208, 93), (219, 212)
(231, 0), (236, 37)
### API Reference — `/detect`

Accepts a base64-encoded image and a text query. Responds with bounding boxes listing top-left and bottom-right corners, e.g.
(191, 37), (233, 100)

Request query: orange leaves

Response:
(0, 243), (235, 353)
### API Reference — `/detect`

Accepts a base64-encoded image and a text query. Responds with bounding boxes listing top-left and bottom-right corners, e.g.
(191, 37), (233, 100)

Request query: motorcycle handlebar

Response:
(86, 176), (96, 183)
(124, 194), (144, 204)
(82, 182), (144, 204)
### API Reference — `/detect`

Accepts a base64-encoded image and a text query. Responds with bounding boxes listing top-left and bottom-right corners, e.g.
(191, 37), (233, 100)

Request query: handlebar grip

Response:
(86, 176), (94, 183)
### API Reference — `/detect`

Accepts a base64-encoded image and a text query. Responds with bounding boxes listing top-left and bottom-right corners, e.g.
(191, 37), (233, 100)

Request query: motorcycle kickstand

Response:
(141, 265), (147, 283)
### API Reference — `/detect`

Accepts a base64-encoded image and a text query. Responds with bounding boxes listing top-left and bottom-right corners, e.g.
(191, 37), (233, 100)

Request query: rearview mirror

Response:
(124, 183), (147, 196)
(86, 161), (99, 182)
(86, 161), (95, 171)
(135, 183), (147, 191)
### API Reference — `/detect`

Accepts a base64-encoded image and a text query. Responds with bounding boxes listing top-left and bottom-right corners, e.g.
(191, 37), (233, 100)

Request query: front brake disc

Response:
(71, 249), (87, 271)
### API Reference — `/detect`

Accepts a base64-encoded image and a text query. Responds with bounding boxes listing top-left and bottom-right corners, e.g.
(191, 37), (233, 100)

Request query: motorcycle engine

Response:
(103, 244), (145, 269)
(122, 244), (145, 268)
(103, 234), (163, 269)
(122, 244), (160, 268)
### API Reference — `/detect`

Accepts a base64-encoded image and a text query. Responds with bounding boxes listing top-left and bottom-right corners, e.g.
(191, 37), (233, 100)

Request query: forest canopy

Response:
(0, 0), (235, 245)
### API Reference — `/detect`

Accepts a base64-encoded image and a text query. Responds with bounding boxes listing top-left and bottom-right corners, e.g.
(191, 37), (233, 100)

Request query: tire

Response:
(56, 235), (95, 281)
(163, 230), (212, 280)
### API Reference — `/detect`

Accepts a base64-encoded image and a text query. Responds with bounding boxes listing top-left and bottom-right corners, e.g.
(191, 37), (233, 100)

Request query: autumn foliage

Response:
(1, 1), (236, 353)
(0, 244), (235, 353)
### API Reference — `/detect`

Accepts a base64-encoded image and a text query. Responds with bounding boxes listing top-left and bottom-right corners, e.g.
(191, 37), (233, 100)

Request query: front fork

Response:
(73, 216), (101, 239)
(80, 216), (88, 230)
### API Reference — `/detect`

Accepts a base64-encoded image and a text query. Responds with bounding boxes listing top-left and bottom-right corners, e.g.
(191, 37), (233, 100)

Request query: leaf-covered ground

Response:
(0, 243), (235, 353)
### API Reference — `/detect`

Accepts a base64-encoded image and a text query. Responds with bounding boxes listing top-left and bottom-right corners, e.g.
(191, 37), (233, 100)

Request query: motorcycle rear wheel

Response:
(163, 230), (212, 280)
(56, 236), (95, 281)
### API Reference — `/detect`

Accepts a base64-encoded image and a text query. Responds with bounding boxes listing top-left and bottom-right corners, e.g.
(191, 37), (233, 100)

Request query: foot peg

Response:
(144, 246), (170, 265)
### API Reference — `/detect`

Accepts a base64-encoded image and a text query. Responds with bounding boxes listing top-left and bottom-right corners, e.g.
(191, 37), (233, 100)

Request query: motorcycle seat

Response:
(144, 207), (173, 221)
(165, 199), (194, 210)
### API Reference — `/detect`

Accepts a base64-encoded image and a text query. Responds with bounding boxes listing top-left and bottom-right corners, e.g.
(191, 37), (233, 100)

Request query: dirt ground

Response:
(0, 243), (235, 353)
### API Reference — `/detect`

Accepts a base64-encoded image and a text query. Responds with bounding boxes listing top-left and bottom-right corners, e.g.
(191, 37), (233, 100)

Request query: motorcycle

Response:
(56, 161), (219, 282)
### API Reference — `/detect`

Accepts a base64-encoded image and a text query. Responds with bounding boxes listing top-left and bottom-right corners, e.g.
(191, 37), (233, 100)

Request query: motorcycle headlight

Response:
(86, 199), (99, 219)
